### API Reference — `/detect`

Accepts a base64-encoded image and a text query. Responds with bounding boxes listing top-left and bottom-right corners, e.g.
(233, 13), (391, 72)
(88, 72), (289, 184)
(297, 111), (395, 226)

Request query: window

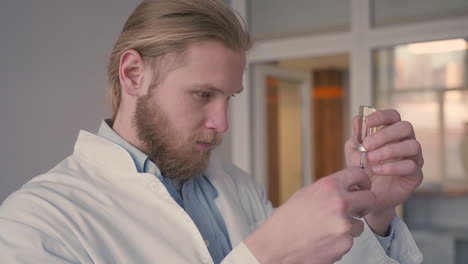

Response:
(374, 38), (468, 188)
(371, 0), (468, 27)
(248, 0), (350, 40)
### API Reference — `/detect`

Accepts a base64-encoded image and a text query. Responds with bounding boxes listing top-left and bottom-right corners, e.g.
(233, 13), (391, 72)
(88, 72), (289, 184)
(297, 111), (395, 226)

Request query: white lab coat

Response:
(0, 130), (422, 263)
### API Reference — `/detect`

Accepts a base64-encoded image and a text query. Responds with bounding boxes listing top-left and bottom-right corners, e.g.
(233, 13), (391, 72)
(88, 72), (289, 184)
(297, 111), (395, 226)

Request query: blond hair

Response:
(107, 0), (251, 119)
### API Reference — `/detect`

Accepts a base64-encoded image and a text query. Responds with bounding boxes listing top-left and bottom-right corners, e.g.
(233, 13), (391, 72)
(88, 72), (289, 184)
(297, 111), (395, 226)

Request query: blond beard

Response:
(134, 92), (222, 180)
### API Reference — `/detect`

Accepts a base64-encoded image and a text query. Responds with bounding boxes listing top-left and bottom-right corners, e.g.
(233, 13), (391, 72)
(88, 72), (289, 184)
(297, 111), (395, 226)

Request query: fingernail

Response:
(363, 139), (373, 151)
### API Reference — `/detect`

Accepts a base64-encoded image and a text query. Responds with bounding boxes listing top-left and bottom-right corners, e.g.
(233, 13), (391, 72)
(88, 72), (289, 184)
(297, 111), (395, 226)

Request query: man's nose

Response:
(205, 102), (229, 133)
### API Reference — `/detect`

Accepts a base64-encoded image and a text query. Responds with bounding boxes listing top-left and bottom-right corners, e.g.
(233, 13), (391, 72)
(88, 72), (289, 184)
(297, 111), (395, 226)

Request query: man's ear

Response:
(118, 49), (150, 97)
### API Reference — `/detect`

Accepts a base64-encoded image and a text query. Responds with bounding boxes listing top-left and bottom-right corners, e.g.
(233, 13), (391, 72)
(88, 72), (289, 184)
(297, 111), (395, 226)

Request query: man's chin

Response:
(191, 150), (212, 162)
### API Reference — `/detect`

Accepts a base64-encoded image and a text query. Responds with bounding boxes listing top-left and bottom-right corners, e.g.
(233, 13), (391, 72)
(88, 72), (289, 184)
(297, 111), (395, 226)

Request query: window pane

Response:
(374, 39), (467, 95)
(391, 93), (441, 184)
(444, 90), (468, 183)
(394, 40), (466, 90)
(266, 77), (303, 205)
(372, 0), (468, 27)
(276, 79), (303, 202)
(249, 0), (350, 40)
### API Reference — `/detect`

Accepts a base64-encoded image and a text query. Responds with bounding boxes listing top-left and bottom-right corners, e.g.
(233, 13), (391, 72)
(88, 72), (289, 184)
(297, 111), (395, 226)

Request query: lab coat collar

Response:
(73, 130), (140, 176)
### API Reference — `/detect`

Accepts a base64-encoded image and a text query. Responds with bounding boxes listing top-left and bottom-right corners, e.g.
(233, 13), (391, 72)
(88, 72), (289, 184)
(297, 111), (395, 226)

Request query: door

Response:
(252, 65), (313, 206)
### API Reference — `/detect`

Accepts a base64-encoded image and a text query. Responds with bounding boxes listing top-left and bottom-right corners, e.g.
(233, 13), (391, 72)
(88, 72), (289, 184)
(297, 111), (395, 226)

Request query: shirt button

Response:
(204, 240), (210, 248)
(151, 182), (158, 191)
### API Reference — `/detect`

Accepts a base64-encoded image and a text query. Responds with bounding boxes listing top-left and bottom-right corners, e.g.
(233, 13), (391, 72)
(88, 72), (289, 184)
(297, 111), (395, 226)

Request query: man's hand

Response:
(345, 109), (424, 236)
(244, 168), (376, 264)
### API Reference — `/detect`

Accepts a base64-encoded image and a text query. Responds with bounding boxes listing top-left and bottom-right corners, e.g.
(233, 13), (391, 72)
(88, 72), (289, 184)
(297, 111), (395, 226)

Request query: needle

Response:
(360, 152), (366, 169)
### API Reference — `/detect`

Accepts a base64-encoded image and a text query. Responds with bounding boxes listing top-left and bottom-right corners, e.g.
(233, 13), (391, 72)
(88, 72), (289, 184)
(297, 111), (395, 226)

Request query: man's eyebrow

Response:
(193, 84), (244, 95)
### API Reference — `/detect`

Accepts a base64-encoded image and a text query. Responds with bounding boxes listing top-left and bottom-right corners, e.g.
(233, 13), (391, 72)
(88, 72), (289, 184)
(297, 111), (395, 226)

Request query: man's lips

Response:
(195, 134), (221, 150)
(196, 141), (216, 149)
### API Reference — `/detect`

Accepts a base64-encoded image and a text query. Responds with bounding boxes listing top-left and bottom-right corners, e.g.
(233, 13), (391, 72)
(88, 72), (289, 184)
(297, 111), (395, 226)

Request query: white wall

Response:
(1, 0), (141, 202)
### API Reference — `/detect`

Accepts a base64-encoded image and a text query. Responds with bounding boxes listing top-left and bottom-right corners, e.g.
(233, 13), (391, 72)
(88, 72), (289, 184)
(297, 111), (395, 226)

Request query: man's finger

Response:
(347, 190), (376, 217)
(338, 168), (372, 191)
(350, 218), (365, 237)
(367, 139), (421, 163)
(364, 121), (415, 151)
(370, 159), (419, 176)
(365, 109), (401, 127)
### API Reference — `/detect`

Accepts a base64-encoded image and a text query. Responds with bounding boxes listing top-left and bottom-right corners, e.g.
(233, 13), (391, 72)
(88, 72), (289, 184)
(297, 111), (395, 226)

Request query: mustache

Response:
(195, 133), (222, 146)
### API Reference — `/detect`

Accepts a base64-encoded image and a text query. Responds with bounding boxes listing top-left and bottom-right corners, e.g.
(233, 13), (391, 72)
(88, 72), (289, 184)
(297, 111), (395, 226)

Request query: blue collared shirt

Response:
(376, 217), (395, 255)
(98, 120), (232, 264)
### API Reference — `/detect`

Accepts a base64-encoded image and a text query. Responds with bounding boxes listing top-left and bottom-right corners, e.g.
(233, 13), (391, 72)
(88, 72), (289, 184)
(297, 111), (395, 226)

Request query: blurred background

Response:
(1, 0), (468, 263)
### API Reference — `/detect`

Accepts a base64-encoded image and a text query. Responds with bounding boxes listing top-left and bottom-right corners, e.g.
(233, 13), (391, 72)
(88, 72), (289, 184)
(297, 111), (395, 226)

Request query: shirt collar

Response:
(97, 119), (161, 176)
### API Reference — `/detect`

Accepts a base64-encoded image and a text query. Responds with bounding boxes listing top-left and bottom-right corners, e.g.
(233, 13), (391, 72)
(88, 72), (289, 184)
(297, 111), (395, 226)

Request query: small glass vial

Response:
(357, 106), (376, 168)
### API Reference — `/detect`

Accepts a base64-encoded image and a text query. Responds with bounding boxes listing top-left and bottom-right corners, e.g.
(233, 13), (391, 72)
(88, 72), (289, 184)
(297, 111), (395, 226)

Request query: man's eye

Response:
(196, 92), (211, 98)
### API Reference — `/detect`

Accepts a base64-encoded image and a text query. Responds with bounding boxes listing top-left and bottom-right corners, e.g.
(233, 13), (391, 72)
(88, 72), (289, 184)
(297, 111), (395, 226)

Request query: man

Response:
(0, 0), (424, 263)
